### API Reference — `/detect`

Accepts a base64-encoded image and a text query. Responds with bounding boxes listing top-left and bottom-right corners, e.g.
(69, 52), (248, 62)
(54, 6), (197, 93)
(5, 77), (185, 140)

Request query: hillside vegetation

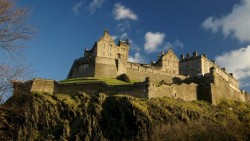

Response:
(60, 77), (140, 85)
(1, 91), (250, 141)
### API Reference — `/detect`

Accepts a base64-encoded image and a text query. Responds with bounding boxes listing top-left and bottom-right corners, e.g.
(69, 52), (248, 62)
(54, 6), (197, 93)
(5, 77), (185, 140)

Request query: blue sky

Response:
(18, 0), (250, 91)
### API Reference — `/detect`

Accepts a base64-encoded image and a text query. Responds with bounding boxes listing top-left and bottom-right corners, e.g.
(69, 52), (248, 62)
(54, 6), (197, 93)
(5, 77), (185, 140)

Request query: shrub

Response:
(116, 74), (131, 83)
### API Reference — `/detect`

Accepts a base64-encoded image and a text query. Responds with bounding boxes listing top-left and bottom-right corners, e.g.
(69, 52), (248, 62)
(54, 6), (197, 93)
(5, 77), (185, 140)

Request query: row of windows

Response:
(164, 61), (178, 67)
(102, 52), (112, 57)
(101, 44), (126, 51)
(101, 52), (127, 59)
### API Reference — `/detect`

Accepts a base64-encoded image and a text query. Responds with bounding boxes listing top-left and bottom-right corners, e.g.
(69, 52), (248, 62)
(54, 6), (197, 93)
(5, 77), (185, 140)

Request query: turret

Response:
(210, 67), (216, 75)
(193, 51), (198, 57)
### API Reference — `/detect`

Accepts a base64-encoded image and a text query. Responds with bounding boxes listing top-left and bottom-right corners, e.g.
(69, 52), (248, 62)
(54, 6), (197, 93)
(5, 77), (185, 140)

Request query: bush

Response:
(116, 74), (131, 83)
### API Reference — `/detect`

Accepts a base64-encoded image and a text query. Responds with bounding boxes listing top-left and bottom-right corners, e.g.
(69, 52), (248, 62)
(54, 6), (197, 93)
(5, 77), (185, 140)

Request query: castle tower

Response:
(67, 30), (130, 79)
(152, 48), (179, 74)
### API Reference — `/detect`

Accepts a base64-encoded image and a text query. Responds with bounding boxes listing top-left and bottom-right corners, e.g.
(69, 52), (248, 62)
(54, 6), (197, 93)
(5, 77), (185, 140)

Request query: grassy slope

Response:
(1, 91), (250, 141)
(60, 77), (141, 85)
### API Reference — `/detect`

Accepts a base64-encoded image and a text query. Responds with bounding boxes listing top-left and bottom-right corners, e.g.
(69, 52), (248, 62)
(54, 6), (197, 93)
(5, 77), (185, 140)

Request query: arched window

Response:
(117, 53), (121, 59)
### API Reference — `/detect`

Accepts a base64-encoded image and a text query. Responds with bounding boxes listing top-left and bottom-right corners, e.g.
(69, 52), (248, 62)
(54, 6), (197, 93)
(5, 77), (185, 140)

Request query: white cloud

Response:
(72, 1), (83, 15)
(164, 42), (174, 50)
(173, 39), (184, 48)
(129, 39), (141, 52)
(117, 21), (131, 32)
(240, 81), (250, 87)
(215, 46), (250, 81)
(144, 32), (166, 53)
(165, 39), (184, 50)
(128, 52), (144, 63)
(202, 0), (250, 42)
(111, 35), (118, 40)
(113, 3), (138, 21)
(120, 33), (128, 40)
(88, 0), (105, 14)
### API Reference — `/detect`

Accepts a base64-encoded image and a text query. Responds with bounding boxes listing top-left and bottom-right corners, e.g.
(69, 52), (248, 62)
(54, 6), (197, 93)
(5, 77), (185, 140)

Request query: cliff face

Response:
(1, 91), (250, 141)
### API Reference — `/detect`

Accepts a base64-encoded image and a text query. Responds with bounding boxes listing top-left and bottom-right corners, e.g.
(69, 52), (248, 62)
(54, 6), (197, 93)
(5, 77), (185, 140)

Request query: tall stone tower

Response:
(67, 30), (130, 79)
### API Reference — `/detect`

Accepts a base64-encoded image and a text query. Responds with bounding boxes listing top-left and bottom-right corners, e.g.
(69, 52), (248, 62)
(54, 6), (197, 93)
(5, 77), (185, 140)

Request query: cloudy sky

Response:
(18, 0), (250, 91)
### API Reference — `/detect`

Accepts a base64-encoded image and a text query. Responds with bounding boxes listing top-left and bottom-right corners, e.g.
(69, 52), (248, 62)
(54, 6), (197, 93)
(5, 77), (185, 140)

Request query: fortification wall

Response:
(126, 63), (186, 83)
(31, 78), (56, 94)
(198, 86), (212, 103)
(56, 82), (147, 98)
(68, 58), (95, 78)
(148, 83), (198, 101)
(245, 94), (250, 103)
(94, 57), (118, 78)
(210, 74), (245, 105)
(201, 56), (239, 89)
(12, 80), (33, 96)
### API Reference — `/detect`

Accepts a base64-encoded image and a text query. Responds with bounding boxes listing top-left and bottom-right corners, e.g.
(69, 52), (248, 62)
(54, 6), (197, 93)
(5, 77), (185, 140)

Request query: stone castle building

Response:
(67, 30), (238, 90)
(13, 30), (250, 105)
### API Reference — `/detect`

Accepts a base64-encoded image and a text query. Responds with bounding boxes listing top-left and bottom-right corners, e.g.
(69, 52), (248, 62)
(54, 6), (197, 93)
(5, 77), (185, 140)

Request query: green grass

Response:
(32, 92), (57, 105)
(56, 94), (80, 110)
(60, 77), (141, 85)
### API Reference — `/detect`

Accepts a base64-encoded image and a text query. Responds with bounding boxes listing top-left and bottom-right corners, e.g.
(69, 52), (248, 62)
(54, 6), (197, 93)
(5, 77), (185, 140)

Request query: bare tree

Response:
(0, 0), (34, 103)
(0, 0), (33, 52)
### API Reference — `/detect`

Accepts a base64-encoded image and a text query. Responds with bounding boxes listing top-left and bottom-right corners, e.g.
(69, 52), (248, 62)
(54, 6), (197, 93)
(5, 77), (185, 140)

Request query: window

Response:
(117, 53), (121, 59)
(110, 53), (112, 57)
(103, 52), (105, 56)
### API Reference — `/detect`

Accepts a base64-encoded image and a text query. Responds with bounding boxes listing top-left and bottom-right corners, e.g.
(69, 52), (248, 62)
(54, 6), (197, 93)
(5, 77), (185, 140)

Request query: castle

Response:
(12, 30), (250, 105)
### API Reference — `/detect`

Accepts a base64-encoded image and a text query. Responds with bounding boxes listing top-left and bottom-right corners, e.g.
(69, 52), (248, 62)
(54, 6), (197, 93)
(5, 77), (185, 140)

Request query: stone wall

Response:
(13, 77), (250, 105)
(56, 82), (147, 99)
(67, 57), (95, 78)
(209, 73), (245, 105)
(94, 57), (118, 78)
(12, 80), (33, 96)
(245, 94), (250, 103)
(31, 78), (56, 94)
(148, 82), (198, 101)
(198, 86), (212, 103)
(201, 56), (239, 89)
(180, 54), (239, 89)
(126, 63), (186, 84)
(95, 30), (129, 60)
(179, 55), (202, 77)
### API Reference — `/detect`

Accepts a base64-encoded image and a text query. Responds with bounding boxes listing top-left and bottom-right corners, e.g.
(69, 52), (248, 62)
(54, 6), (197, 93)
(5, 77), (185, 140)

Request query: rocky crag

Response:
(1, 90), (250, 141)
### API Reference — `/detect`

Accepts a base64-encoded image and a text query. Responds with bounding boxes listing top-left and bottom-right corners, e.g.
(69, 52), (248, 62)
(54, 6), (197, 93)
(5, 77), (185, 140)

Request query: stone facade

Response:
(67, 30), (129, 79)
(13, 30), (250, 105)
(13, 69), (249, 105)
(67, 30), (183, 83)
(179, 53), (239, 89)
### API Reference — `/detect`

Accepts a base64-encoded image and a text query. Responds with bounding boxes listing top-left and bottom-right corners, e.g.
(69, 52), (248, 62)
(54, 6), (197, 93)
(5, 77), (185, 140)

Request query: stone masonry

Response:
(13, 30), (250, 105)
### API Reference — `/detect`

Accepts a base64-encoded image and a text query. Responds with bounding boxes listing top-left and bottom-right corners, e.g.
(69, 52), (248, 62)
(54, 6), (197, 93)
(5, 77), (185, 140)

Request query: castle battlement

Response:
(11, 29), (250, 106)
(179, 51), (238, 89)
(50, 29), (250, 105)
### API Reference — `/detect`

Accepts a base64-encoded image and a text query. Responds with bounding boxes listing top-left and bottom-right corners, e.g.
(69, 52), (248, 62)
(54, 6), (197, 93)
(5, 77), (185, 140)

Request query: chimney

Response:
(180, 54), (184, 60)
(229, 73), (233, 77)
(125, 38), (130, 45)
(186, 53), (191, 59)
(222, 68), (226, 71)
(193, 51), (198, 57)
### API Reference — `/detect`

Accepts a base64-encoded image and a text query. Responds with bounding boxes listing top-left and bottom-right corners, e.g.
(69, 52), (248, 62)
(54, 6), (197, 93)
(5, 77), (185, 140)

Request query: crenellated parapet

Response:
(179, 51), (239, 89)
